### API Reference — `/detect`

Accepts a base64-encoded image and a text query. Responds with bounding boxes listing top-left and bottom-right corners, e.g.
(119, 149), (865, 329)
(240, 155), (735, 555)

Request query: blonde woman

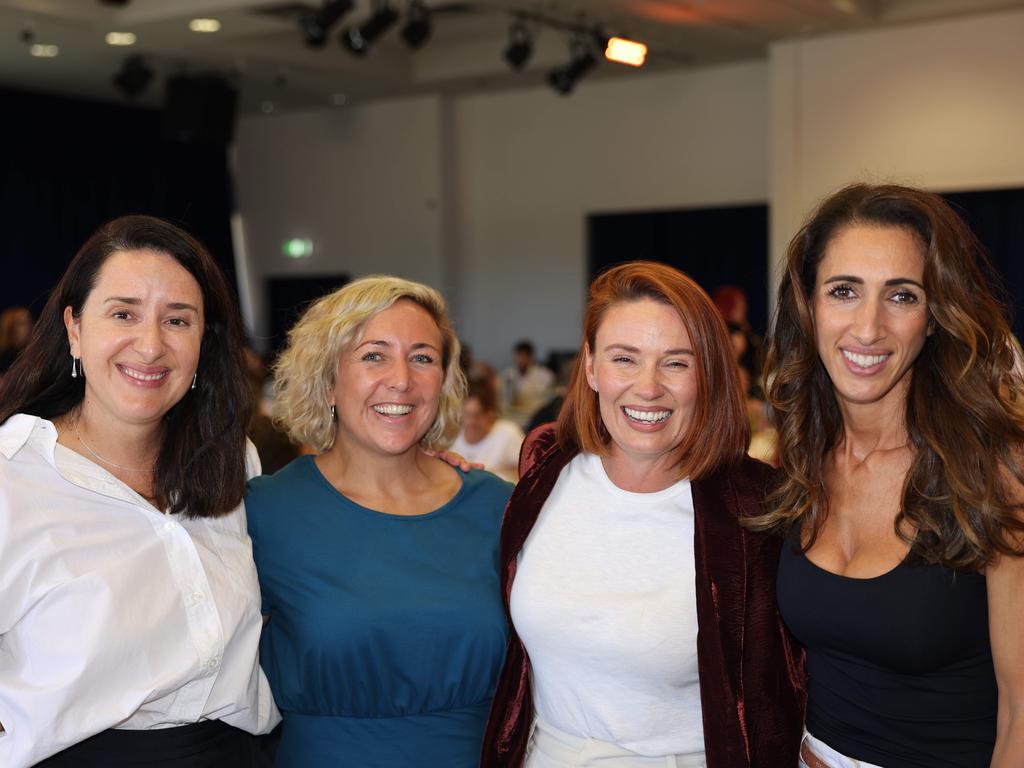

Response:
(246, 276), (513, 767)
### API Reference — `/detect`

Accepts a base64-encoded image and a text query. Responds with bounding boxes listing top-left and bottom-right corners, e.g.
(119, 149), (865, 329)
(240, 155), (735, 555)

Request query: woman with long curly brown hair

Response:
(751, 183), (1024, 767)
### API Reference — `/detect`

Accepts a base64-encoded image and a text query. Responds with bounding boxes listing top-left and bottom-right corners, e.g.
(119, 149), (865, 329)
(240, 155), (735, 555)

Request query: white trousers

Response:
(799, 729), (886, 768)
(524, 717), (706, 768)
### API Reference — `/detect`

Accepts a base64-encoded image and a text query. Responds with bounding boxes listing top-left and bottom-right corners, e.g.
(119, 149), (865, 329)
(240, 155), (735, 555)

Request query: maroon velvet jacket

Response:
(480, 426), (806, 767)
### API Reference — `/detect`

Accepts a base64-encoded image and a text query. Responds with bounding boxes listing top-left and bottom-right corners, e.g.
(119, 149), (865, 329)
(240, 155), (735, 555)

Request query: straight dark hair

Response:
(0, 215), (252, 518)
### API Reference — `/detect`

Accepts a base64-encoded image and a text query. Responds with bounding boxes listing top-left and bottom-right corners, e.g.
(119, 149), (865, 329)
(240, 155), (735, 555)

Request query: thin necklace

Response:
(74, 423), (156, 473)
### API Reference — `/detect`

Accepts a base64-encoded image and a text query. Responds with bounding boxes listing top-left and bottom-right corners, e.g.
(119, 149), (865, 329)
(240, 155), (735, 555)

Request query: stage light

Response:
(340, 4), (399, 56)
(400, 1), (431, 50)
(300, 0), (354, 48)
(604, 36), (646, 67)
(547, 39), (597, 95)
(503, 16), (533, 70)
(30, 44), (59, 58)
(112, 55), (153, 98)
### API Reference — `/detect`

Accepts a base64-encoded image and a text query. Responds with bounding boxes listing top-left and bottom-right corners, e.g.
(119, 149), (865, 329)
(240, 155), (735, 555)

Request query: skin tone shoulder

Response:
(584, 297), (698, 493)
(807, 223), (1024, 766)
(315, 299), (461, 516)
(59, 249), (203, 501)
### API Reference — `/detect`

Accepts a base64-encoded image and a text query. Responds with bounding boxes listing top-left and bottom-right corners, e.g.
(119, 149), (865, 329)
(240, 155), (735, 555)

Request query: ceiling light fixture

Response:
(547, 36), (597, 95)
(188, 18), (221, 33)
(105, 31), (136, 46)
(503, 16), (533, 70)
(112, 54), (153, 98)
(30, 43), (59, 58)
(300, 0), (354, 48)
(339, 2), (399, 56)
(400, 0), (431, 50)
(604, 36), (646, 67)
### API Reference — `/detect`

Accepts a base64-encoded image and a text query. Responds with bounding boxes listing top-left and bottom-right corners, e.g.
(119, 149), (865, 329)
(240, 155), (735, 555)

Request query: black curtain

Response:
(942, 189), (1024, 340)
(588, 204), (770, 337)
(0, 87), (235, 316)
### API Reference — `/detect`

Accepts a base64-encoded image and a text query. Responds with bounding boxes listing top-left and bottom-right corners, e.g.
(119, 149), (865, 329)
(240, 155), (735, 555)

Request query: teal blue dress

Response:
(246, 456), (512, 768)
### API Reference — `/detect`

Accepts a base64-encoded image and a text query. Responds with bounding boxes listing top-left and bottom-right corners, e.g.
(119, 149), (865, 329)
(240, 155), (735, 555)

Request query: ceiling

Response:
(1, 0), (1021, 114)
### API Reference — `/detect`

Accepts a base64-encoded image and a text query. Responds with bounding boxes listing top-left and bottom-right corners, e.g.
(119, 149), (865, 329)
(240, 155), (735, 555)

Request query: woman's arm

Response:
(988, 549), (1024, 767)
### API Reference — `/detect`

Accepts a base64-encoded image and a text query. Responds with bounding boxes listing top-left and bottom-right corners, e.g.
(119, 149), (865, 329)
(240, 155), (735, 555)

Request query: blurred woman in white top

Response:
(451, 376), (525, 482)
(0, 215), (278, 767)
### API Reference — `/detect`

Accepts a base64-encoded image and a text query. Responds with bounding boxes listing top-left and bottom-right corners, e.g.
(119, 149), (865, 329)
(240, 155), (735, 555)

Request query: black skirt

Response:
(34, 720), (271, 768)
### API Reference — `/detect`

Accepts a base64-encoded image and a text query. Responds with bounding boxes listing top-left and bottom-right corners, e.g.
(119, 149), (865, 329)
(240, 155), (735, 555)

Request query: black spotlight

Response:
(400, 1), (431, 50)
(547, 39), (597, 95)
(340, 4), (399, 56)
(300, 0), (354, 48)
(503, 16), (533, 70)
(112, 55), (154, 99)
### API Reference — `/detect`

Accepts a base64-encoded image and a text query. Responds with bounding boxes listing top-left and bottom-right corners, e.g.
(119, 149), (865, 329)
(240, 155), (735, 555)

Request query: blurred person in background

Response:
(501, 339), (555, 428)
(452, 376), (524, 482)
(246, 276), (512, 767)
(0, 306), (33, 375)
(713, 285), (763, 397)
(0, 216), (278, 767)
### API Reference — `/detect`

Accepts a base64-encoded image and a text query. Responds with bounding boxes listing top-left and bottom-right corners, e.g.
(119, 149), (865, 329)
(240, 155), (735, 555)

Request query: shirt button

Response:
(192, 591), (205, 602)
(164, 522), (175, 531)
(208, 659), (219, 670)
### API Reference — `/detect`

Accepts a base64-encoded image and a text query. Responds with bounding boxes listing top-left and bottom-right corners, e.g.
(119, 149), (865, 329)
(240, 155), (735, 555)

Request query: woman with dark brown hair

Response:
(481, 261), (805, 768)
(0, 216), (278, 767)
(755, 183), (1024, 767)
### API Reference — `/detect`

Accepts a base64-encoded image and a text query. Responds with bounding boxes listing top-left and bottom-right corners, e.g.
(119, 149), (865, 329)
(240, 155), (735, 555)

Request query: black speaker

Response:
(162, 75), (238, 146)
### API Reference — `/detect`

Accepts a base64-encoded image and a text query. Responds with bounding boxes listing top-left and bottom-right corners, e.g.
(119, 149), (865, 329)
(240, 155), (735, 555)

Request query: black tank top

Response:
(777, 537), (996, 768)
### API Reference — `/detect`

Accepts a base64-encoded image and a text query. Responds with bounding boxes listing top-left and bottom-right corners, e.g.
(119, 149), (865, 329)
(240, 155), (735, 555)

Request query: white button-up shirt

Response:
(0, 414), (280, 768)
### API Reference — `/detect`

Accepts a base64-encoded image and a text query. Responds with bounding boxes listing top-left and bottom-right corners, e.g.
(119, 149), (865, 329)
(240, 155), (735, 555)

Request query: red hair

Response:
(557, 261), (749, 480)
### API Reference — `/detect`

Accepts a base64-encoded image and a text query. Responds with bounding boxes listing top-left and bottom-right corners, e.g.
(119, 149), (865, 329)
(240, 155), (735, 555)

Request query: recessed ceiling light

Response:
(30, 43), (59, 58)
(189, 18), (221, 33)
(105, 31), (136, 46)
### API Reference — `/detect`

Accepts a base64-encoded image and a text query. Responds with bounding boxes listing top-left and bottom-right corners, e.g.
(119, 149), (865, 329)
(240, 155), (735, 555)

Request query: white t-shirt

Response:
(451, 419), (524, 482)
(0, 414), (280, 768)
(510, 452), (703, 757)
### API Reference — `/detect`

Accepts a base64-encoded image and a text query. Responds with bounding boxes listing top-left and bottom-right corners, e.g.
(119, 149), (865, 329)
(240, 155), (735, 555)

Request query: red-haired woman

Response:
(481, 261), (805, 768)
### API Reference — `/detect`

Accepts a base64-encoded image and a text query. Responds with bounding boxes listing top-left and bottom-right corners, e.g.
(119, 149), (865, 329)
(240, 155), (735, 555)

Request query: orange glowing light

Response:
(605, 36), (647, 67)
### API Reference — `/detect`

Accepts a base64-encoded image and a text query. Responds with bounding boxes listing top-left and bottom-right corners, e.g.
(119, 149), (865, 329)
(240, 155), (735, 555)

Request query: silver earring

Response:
(330, 405), (336, 420)
(191, 373), (197, 391)
(71, 356), (80, 379)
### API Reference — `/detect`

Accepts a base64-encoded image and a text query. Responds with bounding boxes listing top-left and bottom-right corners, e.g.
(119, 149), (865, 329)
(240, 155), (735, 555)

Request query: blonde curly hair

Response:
(272, 275), (466, 453)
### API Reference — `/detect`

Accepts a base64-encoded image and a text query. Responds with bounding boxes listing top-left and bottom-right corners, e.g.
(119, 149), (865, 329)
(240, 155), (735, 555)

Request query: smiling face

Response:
(812, 224), (931, 416)
(461, 395), (496, 445)
(585, 298), (699, 470)
(64, 249), (204, 434)
(330, 299), (445, 459)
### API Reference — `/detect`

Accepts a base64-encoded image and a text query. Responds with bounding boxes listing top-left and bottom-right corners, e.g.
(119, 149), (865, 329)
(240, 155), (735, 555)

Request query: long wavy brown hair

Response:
(746, 183), (1024, 570)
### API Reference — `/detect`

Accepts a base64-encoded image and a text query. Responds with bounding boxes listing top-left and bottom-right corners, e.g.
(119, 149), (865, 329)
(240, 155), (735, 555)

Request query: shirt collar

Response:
(0, 413), (49, 460)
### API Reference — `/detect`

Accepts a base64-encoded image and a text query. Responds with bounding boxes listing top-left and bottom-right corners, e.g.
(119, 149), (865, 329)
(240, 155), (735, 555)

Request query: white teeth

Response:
(842, 350), (888, 368)
(374, 404), (413, 416)
(623, 407), (671, 423)
(121, 367), (167, 382)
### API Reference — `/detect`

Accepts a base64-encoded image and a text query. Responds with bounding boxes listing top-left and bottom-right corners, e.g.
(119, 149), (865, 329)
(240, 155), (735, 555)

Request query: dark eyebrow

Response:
(823, 275), (924, 289)
(103, 297), (200, 313)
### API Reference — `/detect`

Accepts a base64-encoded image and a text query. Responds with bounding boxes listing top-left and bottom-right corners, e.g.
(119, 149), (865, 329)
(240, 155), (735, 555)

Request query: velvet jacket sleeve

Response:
(479, 427), (806, 767)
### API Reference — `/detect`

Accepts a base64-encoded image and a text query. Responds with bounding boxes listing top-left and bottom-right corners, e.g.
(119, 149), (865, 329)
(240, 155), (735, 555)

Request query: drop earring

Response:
(71, 356), (80, 379)
(191, 373), (197, 391)
(330, 405), (337, 420)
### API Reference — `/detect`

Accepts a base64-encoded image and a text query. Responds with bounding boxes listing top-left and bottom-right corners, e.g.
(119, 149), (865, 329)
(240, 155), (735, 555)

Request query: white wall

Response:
(233, 95), (445, 346)
(233, 62), (770, 366)
(769, 8), (1024, 295)
(452, 62), (770, 368)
